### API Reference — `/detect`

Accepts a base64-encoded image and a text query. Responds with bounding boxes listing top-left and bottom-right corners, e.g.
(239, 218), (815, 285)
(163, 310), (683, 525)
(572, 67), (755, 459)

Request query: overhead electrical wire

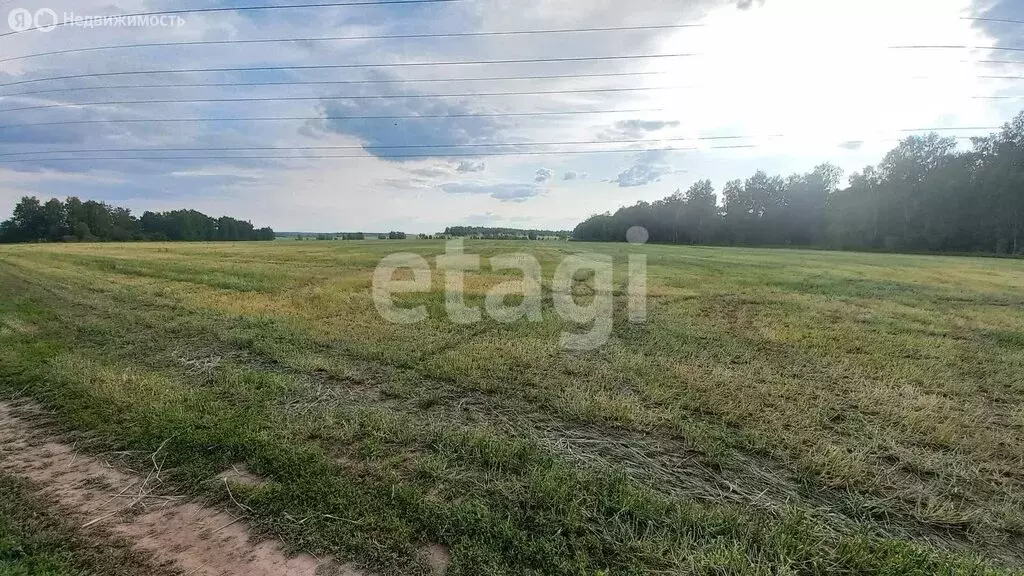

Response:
(3, 29), (1022, 66)
(2, 113), (1008, 133)
(1, 10), (1017, 166)
(3, 92), (1021, 115)
(0, 24), (704, 64)
(888, 44), (1024, 53)
(0, 135), (776, 157)
(3, 45), (1023, 93)
(0, 131), (995, 161)
(5, 72), (1024, 102)
(0, 135), (992, 164)
(0, 53), (700, 90)
(0, 146), (753, 163)
(960, 16), (1024, 26)
(0, 86), (687, 113)
(0, 72), (669, 99)
(0, 108), (667, 129)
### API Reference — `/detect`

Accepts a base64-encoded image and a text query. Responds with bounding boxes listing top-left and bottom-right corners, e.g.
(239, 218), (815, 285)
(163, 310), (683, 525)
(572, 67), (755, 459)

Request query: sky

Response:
(1, 0), (1023, 233)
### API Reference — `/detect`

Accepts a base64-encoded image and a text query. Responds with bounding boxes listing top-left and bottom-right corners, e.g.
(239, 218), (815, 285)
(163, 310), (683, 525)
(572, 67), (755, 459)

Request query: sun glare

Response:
(644, 0), (1001, 148)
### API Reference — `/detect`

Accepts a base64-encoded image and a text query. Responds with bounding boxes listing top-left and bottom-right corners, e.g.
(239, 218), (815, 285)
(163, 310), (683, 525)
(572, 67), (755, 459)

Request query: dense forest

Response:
(0, 196), (275, 243)
(574, 113), (1024, 254)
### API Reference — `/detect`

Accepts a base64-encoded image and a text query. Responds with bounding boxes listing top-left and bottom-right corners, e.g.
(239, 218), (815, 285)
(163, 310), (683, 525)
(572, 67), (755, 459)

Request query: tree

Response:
(0, 196), (275, 244)
(684, 180), (718, 244)
(877, 134), (958, 249)
(42, 198), (67, 241)
(572, 115), (1024, 255)
(8, 197), (46, 242)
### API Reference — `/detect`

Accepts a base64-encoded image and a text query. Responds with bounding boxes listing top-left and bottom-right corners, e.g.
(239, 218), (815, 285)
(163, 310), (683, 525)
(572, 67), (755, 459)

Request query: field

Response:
(1, 240), (1023, 575)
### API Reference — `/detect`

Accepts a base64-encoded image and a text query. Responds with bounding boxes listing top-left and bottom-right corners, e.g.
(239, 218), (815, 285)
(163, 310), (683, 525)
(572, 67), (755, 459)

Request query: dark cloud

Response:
(611, 150), (674, 187)
(534, 168), (553, 182)
(0, 81), (280, 177)
(736, 0), (765, 10)
(313, 75), (507, 162)
(968, 0), (1024, 49)
(441, 182), (543, 202)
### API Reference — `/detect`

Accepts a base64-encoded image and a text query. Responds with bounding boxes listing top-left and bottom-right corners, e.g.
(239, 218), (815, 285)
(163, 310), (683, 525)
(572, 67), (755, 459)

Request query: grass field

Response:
(1, 240), (1023, 575)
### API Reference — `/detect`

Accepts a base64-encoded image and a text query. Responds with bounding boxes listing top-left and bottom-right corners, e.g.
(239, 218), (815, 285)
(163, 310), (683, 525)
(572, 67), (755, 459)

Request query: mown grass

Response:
(1, 240), (1022, 574)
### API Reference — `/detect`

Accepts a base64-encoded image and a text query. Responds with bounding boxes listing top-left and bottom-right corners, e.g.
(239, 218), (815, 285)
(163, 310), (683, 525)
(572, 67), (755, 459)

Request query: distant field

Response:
(1, 240), (1023, 575)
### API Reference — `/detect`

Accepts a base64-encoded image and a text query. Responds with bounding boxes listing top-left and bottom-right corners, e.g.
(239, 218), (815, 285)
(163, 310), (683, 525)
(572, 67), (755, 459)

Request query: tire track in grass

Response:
(0, 401), (370, 576)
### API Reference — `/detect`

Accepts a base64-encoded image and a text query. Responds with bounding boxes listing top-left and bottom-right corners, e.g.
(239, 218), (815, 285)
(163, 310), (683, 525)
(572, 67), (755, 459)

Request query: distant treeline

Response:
(444, 226), (571, 240)
(0, 196), (275, 243)
(575, 112), (1024, 254)
(291, 232), (405, 240)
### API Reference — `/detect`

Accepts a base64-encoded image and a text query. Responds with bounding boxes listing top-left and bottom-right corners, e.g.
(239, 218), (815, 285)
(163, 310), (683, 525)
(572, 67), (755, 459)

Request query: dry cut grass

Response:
(1, 239), (1022, 574)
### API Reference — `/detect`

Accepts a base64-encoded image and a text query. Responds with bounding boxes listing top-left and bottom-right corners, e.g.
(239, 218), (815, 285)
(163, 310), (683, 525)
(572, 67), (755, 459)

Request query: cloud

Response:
(534, 168), (553, 182)
(409, 165), (455, 178)
(0, 0), (1008, 234)
(839, 140), (864, 150)
(441, 182), (543, 203)
(617, 120), (680, 134)
(457, 161), (486, 173)
(611, 150), (675, 188)
(311, 76), (507, 162)
(599, 119), (683, 141)
(968, 0), (1024, 49)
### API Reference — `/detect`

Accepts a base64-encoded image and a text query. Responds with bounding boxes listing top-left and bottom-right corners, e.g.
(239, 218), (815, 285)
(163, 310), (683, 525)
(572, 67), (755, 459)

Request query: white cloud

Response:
(611, 150), (676, 187)
(457, 161), (486, 173)
(0, 0), (1017, 232)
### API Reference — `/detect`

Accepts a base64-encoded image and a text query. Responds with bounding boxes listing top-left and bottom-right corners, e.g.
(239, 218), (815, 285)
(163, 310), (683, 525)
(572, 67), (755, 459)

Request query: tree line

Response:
(574, 112), (1024, 254)
(0, 196), (275, 243)
(445, 226), (571, 240)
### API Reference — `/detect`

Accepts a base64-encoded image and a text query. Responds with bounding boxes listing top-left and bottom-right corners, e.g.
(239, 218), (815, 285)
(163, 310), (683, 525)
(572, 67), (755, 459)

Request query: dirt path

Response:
(0, 401), (367, 576)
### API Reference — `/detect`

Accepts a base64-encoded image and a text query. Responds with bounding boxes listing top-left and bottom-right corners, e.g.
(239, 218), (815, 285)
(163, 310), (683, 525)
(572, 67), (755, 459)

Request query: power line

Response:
(7, 45), (1024, 92)
(0, 133), (992, 164)
(888, 44), (1024, 53)
(894, 126), (999, 132)
(961, 16), (1024, 26)
(0, 130), (995, 159)
(0, 24), (702, 64)
(0, 108), (667, 129)
(974, 60), (1024, 65)
(0, 136), (767, 158)
(4, 114), (1009, 133)
(6, 90), (1022, 115)
(0, 146), (751, 163)
(0, 53), (699, 90)
(6, 72), (1024, 101)
(0, 0), (461, 38)
(0, 72), (668, 99)
(2, 29), (1018, 67)
(0, 86), (685, 113)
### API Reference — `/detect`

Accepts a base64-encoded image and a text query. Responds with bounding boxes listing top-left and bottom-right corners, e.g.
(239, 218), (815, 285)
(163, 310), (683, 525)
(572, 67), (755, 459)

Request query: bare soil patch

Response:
(0, 401), (367, 576)
(218, 462), (268, 488)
